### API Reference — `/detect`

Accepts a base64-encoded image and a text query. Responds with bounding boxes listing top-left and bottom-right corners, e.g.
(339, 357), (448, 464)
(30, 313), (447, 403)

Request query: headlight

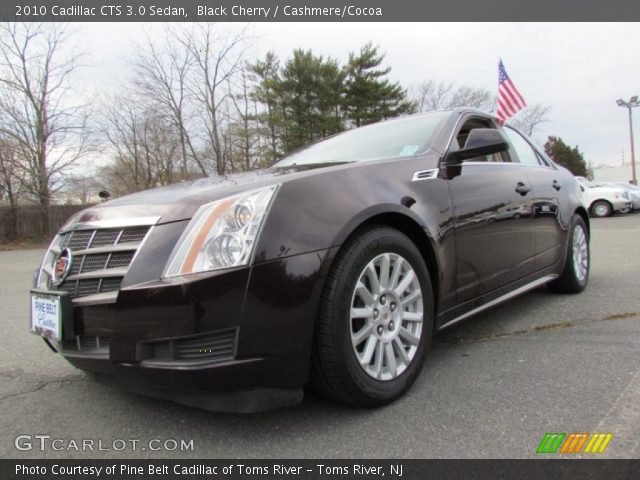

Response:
(163, 185), (280, 277)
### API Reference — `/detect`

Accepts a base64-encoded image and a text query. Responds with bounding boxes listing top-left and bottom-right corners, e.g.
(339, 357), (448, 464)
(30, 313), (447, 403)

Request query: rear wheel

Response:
(548, 215), (589, 293)
(591, 200), (612, 218)
(310, 226), (434, 407)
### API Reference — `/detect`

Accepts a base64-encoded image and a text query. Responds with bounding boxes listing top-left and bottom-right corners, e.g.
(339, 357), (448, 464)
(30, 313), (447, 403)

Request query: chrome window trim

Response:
(461, 161), (528, 167)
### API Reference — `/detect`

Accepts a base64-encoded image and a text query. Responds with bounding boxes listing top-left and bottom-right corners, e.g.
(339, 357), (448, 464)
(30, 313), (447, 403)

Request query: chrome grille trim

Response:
(59, 216), (159, 234)
(72, 291), (118, 306)
(65, 267), (129, 282)
(70, 243), (142, 256)
(37, 219), (158, 303)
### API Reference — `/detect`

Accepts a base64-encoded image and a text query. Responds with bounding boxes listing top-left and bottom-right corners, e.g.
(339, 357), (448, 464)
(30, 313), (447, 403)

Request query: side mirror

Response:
(445, 128), (509, 164)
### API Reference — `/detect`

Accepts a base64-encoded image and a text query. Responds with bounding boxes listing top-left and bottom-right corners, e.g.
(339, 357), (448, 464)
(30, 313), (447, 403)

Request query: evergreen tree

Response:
(544, 136), (588, 177)
(249, 44), (413, 159)
(248, 52), (283, 164)
(279, 49), (344, 153)
(343, 43), (414, 127)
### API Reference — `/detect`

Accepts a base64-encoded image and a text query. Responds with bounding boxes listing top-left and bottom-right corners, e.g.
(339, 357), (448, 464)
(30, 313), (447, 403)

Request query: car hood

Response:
(65, 163), (354, 227)
(585, 186), (626, 195)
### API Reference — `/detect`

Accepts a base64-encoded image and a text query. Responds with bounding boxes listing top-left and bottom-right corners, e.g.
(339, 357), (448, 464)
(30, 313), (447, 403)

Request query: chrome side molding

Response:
(438, 274), (558, 331)
(412, 169), (438, 182)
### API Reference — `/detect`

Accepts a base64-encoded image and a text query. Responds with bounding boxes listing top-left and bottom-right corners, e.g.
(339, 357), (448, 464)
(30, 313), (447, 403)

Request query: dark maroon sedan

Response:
(30, 108), (589, 411)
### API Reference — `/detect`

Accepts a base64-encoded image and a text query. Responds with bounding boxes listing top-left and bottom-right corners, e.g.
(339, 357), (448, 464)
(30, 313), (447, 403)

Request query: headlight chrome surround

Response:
(163, 184), (280, 277)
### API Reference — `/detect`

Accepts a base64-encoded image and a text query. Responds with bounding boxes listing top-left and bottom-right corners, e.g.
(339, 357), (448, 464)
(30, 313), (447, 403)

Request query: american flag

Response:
(496, 59), (526, 124)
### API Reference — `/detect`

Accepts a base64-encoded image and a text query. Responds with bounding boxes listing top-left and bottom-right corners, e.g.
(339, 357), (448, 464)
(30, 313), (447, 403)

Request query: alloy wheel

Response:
(572, 224), (589, 282)
(593, 203), (610, 217)
(349, 253), (424, 381)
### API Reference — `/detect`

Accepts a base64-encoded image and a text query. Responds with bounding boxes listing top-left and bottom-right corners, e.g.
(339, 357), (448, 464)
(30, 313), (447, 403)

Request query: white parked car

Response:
(592, 182), (640, 211)
(575, 177), (632, 217)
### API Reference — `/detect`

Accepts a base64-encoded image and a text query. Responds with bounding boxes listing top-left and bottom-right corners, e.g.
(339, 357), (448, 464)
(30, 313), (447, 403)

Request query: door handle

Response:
(515, 182), (531, 196)
(552, 180), (562, 191)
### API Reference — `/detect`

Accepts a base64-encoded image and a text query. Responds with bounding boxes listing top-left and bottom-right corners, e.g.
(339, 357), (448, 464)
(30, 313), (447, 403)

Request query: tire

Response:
(310, 226), (434, 407)
(548, 215), (590, 294)
(590, 200), (612, 218)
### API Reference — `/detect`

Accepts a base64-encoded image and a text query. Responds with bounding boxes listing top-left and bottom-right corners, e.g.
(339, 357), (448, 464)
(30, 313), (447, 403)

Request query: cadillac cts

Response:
(30, 108), (590, 411)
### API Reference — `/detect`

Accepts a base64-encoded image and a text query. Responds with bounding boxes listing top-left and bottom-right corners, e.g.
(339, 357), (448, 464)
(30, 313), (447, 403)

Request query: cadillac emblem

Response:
(53, 248), (73, 286)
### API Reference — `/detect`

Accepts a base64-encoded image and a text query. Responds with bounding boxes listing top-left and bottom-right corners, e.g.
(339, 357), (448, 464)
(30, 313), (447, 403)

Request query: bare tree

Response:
(0, 23), (91, 230)
(510, 103), (552, 136)
(133, 28), (204, 177)
(413, 79), (453, 112)
(100, 95), (180, 196)
(64, 174), (101, 205)
(0, 138), (25, 239)
(448, 85), (493, 111)
(180, 24), (248, 175)
(413, 79), (493, 112)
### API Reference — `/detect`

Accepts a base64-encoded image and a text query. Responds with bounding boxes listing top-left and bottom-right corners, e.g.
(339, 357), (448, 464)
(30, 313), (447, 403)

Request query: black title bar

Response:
(2, 460), (640, 480)
(2, 0), (640, 22)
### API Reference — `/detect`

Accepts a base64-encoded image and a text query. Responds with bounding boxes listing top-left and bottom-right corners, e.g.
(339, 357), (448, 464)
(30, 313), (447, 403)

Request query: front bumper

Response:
(44, 246), (338, 410)
(612, 199), (632, 212)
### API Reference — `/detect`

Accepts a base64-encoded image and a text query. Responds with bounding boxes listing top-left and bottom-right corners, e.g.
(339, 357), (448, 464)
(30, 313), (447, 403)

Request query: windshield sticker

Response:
(399, 145), (420, 157)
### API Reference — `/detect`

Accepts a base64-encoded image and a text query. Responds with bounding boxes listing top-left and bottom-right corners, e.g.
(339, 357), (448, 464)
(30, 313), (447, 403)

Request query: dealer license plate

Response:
(30, 291), (62, 341)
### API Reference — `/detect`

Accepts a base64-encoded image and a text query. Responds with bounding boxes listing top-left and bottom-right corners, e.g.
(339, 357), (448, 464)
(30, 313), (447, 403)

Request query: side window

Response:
(503, 128), (542, 166)
(456, 118), (509, 163)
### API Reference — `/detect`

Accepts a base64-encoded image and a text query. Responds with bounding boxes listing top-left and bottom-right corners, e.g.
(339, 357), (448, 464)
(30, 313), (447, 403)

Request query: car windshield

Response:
(576, 177), (594, 188)
(274, 112), (449, 167)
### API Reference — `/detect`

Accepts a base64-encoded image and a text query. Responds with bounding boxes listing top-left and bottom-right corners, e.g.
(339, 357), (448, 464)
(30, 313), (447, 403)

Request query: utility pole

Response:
(616, 96), (639, 185)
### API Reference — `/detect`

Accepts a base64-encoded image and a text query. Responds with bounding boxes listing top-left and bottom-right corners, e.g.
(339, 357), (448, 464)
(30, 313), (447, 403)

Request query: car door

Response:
(445, 116), (535, 303)
(502, 127), (565, 271)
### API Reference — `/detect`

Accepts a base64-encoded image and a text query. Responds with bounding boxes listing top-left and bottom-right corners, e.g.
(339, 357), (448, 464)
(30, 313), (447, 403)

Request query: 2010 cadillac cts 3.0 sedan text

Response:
(30, 109), (590, 412)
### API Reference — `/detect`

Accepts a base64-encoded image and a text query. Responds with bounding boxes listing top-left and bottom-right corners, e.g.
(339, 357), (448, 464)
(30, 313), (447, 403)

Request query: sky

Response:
(74, 22), (640, 169)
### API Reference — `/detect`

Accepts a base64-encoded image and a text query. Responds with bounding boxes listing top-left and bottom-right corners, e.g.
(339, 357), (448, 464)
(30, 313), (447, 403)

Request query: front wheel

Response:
(548, 215), (590, 293)
(310, 226), (434, 407)
(591, 201), (612, 218)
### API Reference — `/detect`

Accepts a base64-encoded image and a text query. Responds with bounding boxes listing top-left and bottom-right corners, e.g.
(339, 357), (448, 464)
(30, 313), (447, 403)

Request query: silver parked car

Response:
(575, 177), (632, 217)
(592, 182), (640, 212)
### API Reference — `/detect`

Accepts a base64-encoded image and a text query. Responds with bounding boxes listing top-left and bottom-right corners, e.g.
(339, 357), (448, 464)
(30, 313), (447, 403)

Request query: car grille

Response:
(49, 225), (151, 300)
(60, 335), (110, 352)
(59, 335), (110, 358)
(174, 330), (236, 361)
(140, 329), (238, 366)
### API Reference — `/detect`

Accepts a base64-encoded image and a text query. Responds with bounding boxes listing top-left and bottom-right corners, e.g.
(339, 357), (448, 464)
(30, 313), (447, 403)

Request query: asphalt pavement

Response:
(1, 214), (639, 459)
